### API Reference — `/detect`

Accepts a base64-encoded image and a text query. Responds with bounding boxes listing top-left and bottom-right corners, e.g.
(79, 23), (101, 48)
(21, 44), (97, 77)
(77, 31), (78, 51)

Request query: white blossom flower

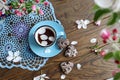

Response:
(0, 1), (9, 15)
(94, 0), (120, 12)
(34, 74), (49, 80)
(6, 51), (22, 62)
(75, 19), (90, 29)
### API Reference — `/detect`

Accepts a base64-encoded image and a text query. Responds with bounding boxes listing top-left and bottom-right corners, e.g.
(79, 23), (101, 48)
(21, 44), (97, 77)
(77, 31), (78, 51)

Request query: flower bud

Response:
(112, 28), (118, 34)
(112, 69), (120, 76)
(0, 11), (2, 16)
(103, 39), (107, 44)
(100, 50), (106, 56)
(112, 35), (117, 41)
(38, 9), (44, 15)
(32, 5), (36, 11)
(20, 0), (24, 3)
(35, 0), (39, 3)
(44, 1), (49, 6)
(100, 29), (110, 40)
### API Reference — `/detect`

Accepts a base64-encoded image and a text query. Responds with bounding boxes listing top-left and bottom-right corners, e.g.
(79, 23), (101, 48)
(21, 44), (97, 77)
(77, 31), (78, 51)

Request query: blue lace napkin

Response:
(0, 0), (60, 71)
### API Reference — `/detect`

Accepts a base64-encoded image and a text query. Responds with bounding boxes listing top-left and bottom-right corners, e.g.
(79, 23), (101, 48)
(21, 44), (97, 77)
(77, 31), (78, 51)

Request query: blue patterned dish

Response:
(29, 21), (66, 57)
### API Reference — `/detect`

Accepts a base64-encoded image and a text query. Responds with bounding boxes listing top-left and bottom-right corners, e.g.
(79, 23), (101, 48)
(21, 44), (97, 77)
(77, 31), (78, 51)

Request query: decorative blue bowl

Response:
(29, 21), (66, 57)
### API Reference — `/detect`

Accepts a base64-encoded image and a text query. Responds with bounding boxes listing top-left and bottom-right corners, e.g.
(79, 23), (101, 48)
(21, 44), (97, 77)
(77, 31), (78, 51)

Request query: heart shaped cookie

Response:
(65, 45), (78, 57)
(60, 62), (74, 74)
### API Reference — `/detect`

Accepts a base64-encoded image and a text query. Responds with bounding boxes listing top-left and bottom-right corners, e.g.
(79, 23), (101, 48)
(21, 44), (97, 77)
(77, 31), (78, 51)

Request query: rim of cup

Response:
(34, 26), (56, 47)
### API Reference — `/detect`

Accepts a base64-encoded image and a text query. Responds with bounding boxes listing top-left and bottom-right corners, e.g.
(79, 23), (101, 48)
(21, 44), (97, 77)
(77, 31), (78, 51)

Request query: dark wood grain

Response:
(0, 0), (118, 80)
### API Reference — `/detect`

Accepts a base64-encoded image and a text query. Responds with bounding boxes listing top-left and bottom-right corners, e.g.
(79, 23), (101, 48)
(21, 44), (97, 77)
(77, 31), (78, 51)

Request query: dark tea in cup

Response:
(35, 26), (56, 47)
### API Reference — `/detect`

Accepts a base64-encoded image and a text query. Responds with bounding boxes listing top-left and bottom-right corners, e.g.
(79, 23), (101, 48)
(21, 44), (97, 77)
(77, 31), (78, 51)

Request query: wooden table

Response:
(0, 0), (117, 80)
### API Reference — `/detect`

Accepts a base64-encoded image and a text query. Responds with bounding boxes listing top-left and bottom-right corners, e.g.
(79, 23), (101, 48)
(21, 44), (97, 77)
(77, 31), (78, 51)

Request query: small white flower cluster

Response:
(6, 51), (22, 63)
(34, 74), (49, 80)
(75, 19), (90, 29)
(0, 1), (9, 15)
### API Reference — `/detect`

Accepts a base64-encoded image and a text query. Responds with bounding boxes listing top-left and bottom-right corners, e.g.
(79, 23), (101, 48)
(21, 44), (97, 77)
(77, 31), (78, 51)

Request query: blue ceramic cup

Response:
(29, 21), (66, 57)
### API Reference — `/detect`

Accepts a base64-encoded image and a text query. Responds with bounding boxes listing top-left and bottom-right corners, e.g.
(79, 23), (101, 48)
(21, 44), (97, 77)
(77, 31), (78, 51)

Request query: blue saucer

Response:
(29, 21), (66, 57)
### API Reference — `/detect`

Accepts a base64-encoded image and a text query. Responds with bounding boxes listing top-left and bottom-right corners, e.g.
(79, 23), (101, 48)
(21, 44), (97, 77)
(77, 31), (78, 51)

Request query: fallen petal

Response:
(40, 74), (46, 77)
(76, 63), (82, 70)
(61, 74), (66, 79)
(75, 20), (80, 24)
(90, 38), (97, 44)
(13, 56), (22, 62)
(77, 25), (82, 29)
(6, 56), (13, 61)
(95, 20), (101, 26)
(71, 41), (78, 45)
(82, 25), (87, 29)
(106, 77), (113, 80)
(84, 19), (90, 25)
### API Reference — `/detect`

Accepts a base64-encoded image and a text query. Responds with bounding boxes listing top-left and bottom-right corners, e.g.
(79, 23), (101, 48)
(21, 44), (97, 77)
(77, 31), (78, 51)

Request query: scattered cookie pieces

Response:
(60, 62), (74, 74)
(65, 45), (78, 57)
(57, 38), (70, 49)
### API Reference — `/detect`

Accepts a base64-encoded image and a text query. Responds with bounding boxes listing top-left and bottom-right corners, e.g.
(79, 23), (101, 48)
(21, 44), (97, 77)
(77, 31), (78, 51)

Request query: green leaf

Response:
(114, 72), (120, 80)
(93, 5), (100, 12)
(27, 8), (32, 13)
(40, 0), (45, 3)
(118, 65), (120, 68)
(25, 1), (32, 7)
(118, 38), (120, 43)
(25, 1), (33, 13)
(11, 1), (19, 9)
(94, 9), (111, 21)
(103, 52), (113, 61)
(107, 13), (118, 25)
(113, 51), (120, 61)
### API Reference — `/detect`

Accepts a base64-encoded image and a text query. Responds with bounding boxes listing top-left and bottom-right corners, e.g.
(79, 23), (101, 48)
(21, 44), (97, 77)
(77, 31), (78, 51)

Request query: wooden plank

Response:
(0, 0), (119, 80)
